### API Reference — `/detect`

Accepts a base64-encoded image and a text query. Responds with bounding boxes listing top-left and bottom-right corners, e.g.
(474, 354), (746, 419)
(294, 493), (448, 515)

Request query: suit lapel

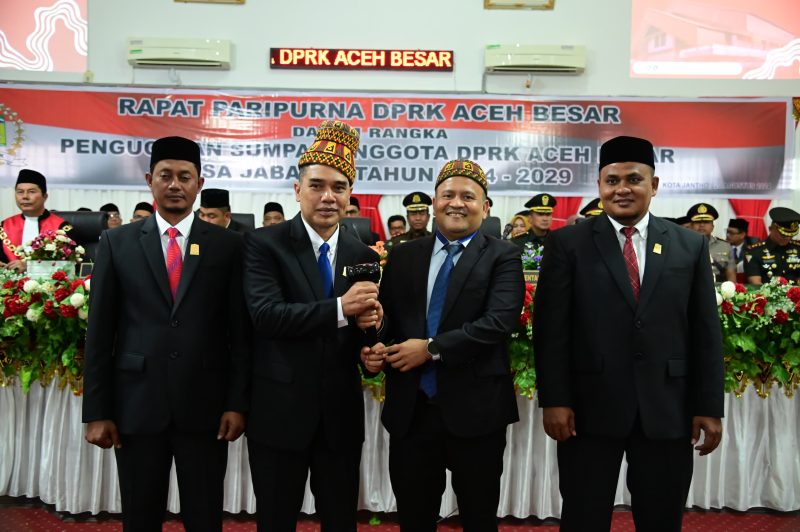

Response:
(593, 215), (637, 312)
(139, 216), (173, 307)
(411, 237), (435, 330)
(172, 217), (208, 315)
(440, 232), (488, 325)
(333, 231), (356, 296)
(638, 215), (670, 315)
(290, 214), (326, 301)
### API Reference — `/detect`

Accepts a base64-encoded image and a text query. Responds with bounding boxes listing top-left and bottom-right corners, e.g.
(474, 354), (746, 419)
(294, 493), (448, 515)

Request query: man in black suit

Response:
(365, 159), (524, 531)
(534, 136), (724, 532)
(243, 120), (380, 531)
(83, 136), (251, 531)
(198, 188), (249, 233)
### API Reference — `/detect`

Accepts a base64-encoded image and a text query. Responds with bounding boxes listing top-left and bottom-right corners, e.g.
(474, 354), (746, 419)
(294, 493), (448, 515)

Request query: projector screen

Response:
(630, 0), (800, 79)
(0, 0), (88, 73)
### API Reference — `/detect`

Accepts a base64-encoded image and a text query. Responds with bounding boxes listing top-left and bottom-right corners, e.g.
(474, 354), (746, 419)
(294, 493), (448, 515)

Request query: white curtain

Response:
(1, 381), (798, 518)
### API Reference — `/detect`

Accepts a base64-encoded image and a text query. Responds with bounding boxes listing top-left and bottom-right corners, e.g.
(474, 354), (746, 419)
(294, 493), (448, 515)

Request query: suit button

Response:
(170, 320), (179, 328)
(635, 320), (643, 329)
(169, 351), (179, 360)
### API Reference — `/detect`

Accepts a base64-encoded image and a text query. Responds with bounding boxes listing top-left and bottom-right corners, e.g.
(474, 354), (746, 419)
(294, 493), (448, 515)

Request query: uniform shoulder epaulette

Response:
(747, 241), (766, 250)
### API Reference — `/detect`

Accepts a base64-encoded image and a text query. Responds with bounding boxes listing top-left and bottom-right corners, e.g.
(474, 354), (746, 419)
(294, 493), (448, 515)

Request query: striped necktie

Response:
(621, 226), (640, 304)
(166, 227), (183, 300)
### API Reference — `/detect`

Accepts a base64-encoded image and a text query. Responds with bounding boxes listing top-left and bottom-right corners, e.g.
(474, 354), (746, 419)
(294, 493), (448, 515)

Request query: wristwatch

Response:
(427, 338), (441, 361)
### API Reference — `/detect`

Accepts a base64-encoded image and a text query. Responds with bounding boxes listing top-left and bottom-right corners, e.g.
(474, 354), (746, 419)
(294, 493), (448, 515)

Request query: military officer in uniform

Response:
(687, 203), (736, 283)
(579, 197), (603, 218)
(745, 207), (800, 285)
(511, 193), (556, 250)
(386, 192), (432, 250)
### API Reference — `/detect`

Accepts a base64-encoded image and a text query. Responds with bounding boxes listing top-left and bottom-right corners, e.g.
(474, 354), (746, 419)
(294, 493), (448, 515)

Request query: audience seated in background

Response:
(99, 203), (122, 229)
(130, 201), (154, 222)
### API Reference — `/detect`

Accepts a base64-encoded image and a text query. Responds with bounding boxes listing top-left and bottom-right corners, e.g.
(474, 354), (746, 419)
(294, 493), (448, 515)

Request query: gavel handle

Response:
(365, 326), (377, 347)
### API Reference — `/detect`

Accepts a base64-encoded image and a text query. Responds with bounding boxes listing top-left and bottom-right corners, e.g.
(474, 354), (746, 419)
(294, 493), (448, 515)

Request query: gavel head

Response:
(343, 262), (381, 283)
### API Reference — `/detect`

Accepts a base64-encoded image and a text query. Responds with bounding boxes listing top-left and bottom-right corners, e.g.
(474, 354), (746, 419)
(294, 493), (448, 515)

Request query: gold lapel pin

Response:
(653, 243), (662, 255)
(190, 244), (200, 256)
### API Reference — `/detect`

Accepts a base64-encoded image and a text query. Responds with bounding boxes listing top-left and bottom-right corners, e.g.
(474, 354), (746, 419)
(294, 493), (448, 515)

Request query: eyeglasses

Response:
(108, 213), (121, 219)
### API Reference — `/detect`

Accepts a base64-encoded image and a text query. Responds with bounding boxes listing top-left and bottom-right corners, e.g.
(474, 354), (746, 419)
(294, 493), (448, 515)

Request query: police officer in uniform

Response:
(687, 203), (736, 283)
(745, 207), (800, 285)
(386, 192), (432, 250)
(511, 193), (556, 250)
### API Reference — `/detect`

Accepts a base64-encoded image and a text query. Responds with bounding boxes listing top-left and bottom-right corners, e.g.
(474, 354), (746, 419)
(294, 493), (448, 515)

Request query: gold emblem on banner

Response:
(0, 103), (26, 166)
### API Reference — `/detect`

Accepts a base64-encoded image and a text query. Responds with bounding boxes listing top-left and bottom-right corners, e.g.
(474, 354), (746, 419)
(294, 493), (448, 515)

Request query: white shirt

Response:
(426, 231), (477, 314)
(22, 216), (40, 252)
(300, 216), (348, 328)
(607, 212), (649, 283)
(154, 210), (194, 262)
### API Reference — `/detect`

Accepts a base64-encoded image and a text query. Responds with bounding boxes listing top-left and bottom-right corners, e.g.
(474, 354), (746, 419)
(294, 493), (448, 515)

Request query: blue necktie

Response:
(421, 241), (463, 397)
(318, 242), (333, 298)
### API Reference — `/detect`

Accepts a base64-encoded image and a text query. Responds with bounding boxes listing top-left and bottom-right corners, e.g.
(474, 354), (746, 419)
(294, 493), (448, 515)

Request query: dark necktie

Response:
(166, 227), (183, 300)
(733, 246), (740, 263)
(621, 227), (640, 304)
(421, 242), (463, 398)
(318, 242), (333, 298)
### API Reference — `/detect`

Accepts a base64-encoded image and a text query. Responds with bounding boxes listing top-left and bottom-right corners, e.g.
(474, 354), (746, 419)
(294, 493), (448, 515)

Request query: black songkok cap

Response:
(100, 203), (120, 213)
(16, 169), (47, 194)
(728, 218), (749, 232)
(200, 188), (230, 209)
(150, 136), (201, 173)
(349, 196), (361, 209)
(675, 216), (691, 226)
(134, 202), (154, 214)
(263, 202), (284, 216)
(599, 136), (655, 172)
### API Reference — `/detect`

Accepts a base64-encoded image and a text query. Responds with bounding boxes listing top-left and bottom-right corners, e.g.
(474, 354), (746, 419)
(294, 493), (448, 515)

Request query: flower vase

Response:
(27, 260), (73, 280)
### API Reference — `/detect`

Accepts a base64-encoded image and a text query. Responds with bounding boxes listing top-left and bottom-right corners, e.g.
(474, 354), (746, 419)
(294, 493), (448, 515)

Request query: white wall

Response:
(1, 0), (798, 231)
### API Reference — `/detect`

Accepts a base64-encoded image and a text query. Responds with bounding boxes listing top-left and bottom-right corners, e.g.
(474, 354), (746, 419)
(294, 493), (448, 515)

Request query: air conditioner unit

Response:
(128, 38), (231, 69)
(484, 45), (586, 74)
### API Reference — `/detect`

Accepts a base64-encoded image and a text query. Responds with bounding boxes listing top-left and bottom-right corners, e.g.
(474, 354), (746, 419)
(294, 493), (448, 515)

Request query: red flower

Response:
(773, 309), (789, 324)
(59, 304), (78, 318)
(721, 301), (734, 315)
(523, 291), (533, 307)
(43, 300), (57, 318)
(735, 283), (747, 294)
(16, 277), (29, 290)
(69, 279), (84, 292)
(51, 271), (68, 282)
(29, 293), (42, 303)
(776, 277), (789, 286)
(519, 310), (531, 327)
(795, 301), (800, 315)
(2, 280), (14, 289)
(53, 288), (70, 303)
(787, 287), (800, 304)
(525, 283), (535, 293)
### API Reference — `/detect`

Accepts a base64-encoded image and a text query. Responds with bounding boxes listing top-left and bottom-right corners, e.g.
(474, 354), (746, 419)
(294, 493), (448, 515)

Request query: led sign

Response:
(270, 48), (454, 71)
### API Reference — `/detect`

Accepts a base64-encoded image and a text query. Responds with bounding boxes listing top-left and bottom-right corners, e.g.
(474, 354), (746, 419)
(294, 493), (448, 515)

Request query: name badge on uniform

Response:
(190, 244), (200, 256)
(653, 243), (662, 254)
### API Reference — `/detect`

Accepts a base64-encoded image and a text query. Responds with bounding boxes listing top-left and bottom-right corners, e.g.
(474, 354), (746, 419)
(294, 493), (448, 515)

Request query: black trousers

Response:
(557, 418), (693, 532)
(114, 429), (228, 532)
(247, 435), (362, 532)
(388, 395), (508, 532)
